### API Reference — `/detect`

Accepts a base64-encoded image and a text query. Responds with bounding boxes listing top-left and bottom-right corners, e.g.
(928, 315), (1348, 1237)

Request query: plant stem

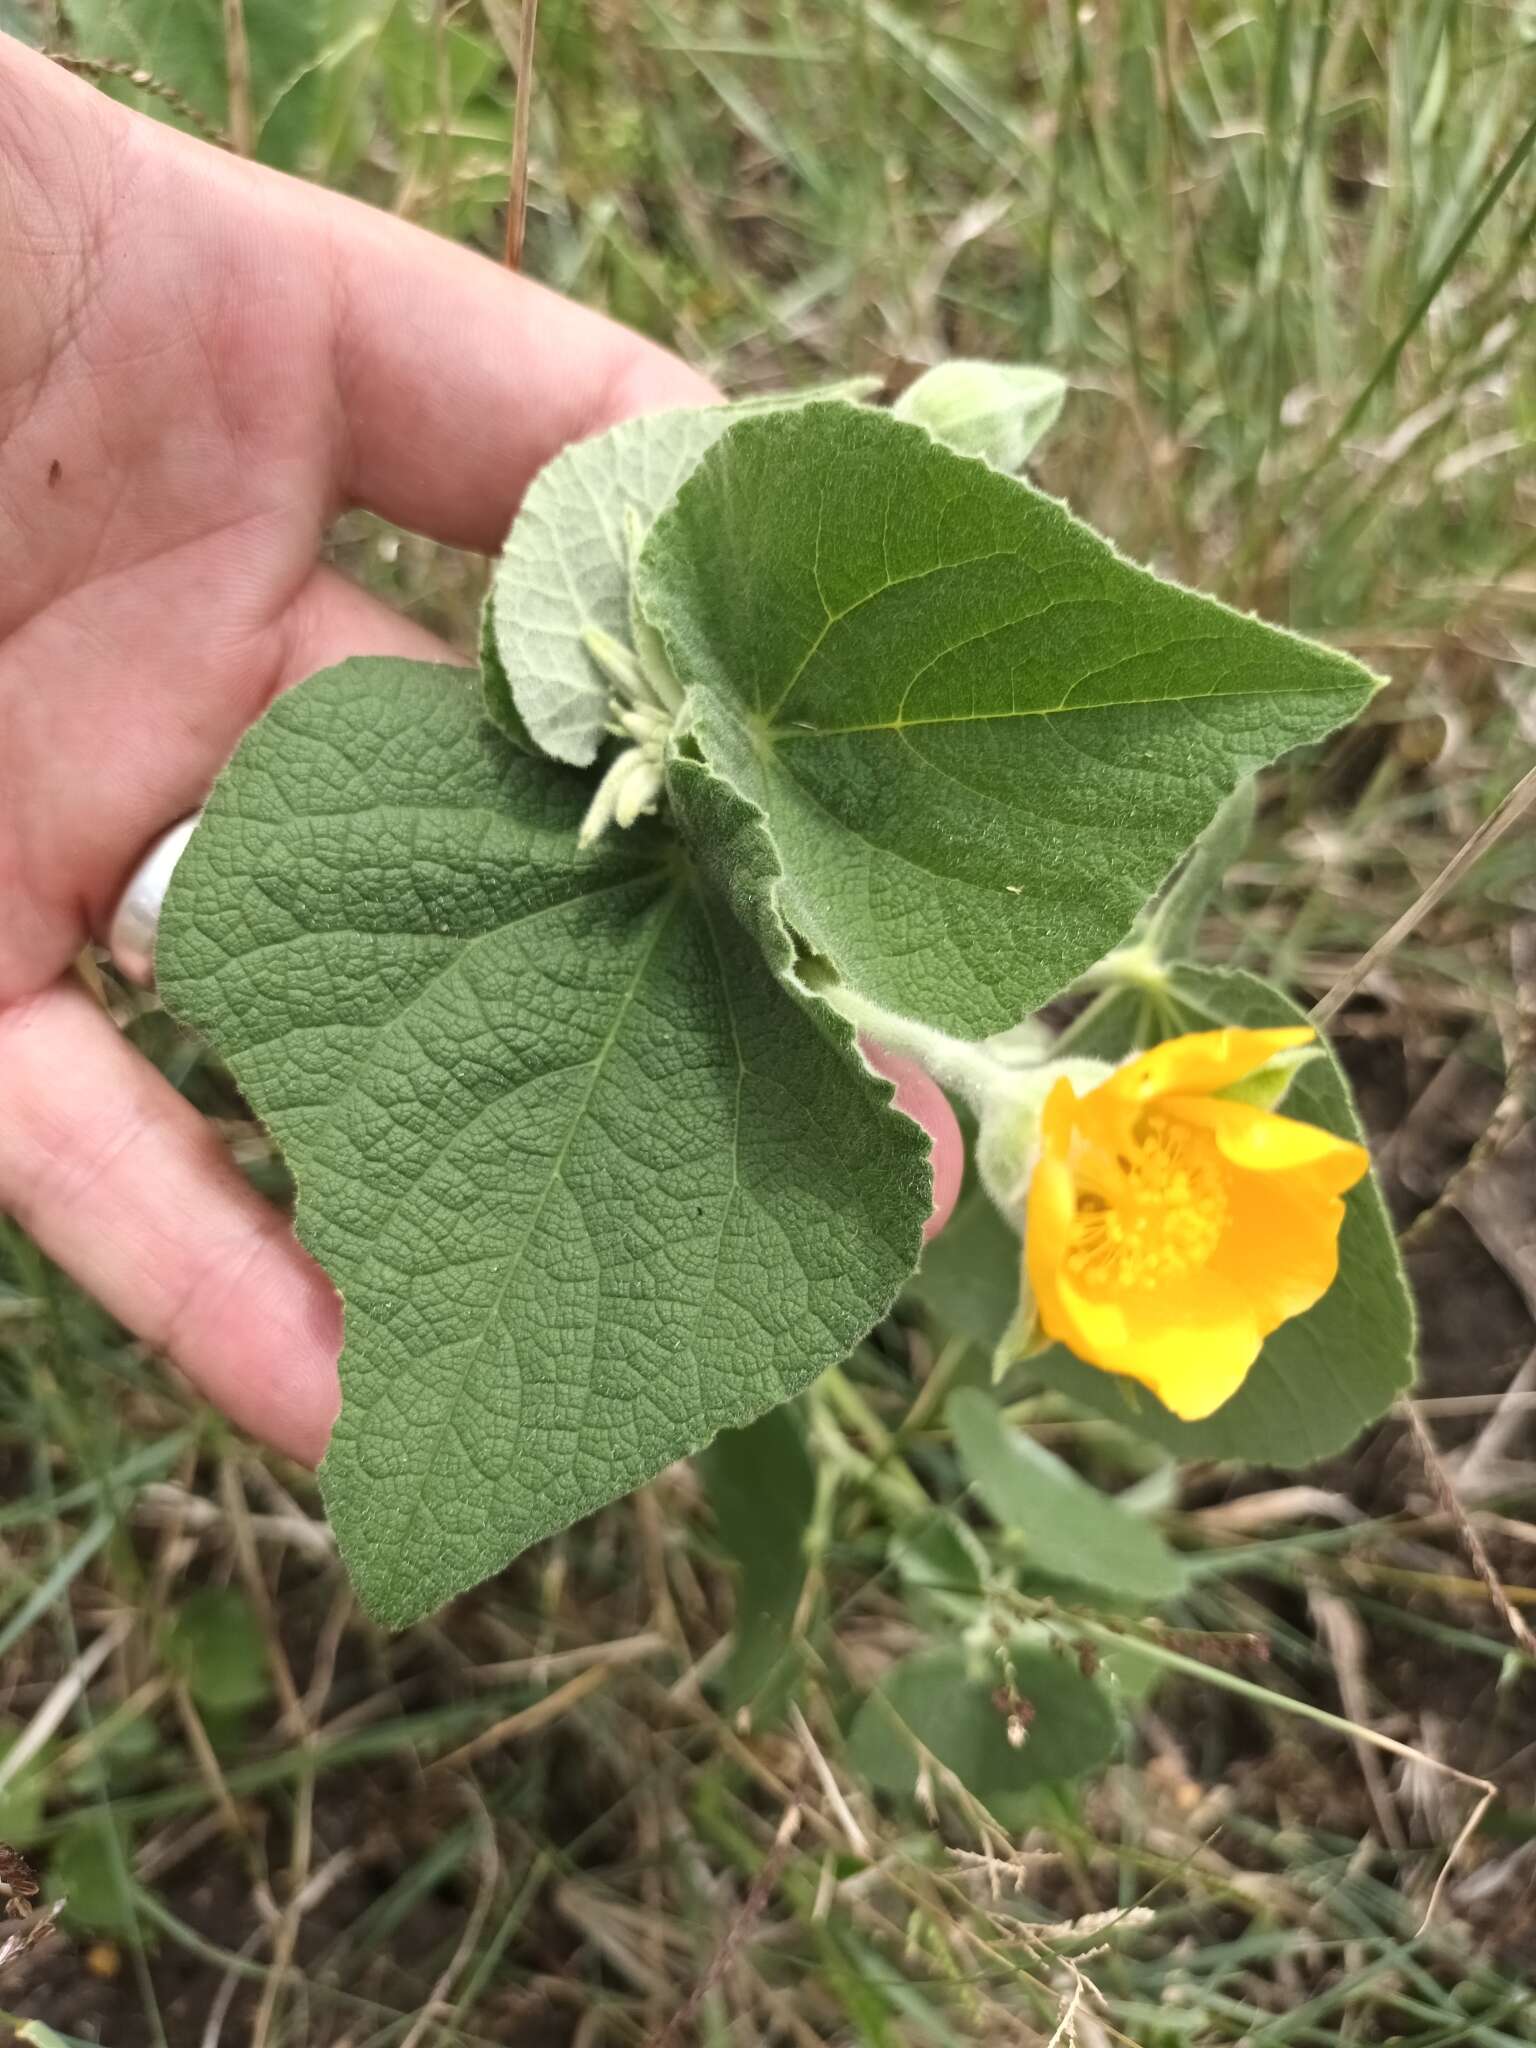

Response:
(818, 986), (1015, 1112)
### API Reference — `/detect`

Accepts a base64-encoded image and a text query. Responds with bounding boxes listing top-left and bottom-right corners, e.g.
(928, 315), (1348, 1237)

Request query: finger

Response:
(316, 189), (720, 551)
(861, 1043), (964, 1240)
(275, 563), (463, 684)
(0, 980), (341, 1463)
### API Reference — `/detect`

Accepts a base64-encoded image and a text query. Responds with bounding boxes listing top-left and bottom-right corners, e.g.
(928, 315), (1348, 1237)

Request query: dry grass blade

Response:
(1398, 1394), (1536, 1660)
(1312, 763), (1536, 1025)
(432, 1661), (613, 1773)
(504, 0), (539, 269)
(221, 0), (252, 155)
(646, 1805), (802, 2048)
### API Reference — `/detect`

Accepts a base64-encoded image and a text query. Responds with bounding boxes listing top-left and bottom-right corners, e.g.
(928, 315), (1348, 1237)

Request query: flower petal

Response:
(1210, 1170), (1349, 1333)
(1107, 1026), (1315, 1106)
(1046, 1271), (1263, 1420)
(1024, 1143), (1079, 1336)
(1168, 1094), (1369, 1194)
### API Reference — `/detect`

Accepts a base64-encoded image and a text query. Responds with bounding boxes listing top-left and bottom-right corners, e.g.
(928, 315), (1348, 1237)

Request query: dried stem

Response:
(505, 0), (540, 268)
(222, 0), (253, 155)
(1312, 762), (1536, 1025)
(44, 50), (228, 146)
(1398, 1394), (1536, 1660)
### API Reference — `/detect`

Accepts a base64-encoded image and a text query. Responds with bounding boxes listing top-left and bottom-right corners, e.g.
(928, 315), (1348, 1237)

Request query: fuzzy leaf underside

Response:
(488, 388), (883, 769)
(639, 404), (1379, 1040)
(490, 405), (729, 764)
(158, 660), (929, 1626)
(1030, 967), (1416, 1463)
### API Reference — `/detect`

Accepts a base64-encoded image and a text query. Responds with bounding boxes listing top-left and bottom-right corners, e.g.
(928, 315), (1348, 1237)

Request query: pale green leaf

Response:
(1217, 1043), (1322, 1110)
(639, 403), (1378, 1039)
(731, 376), (883, 412)
(490, 406), (728, 764)
(948, 1389), (1187, 1601)
(848, 1641), (1117, 1799)
(488, 385), (883, 769)
(893, 359), (1067, 470)
(1028, 966), (1416, 1463)
(478, 594), (536, 755)
(159, 659), (929, 1626)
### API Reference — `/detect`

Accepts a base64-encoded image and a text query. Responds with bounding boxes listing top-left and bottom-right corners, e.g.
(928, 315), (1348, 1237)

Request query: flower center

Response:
(1064, 1113), (1227, 1293)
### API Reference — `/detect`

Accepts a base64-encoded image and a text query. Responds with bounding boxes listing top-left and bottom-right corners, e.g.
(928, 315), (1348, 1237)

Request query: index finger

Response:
(317, 184), (721, 551)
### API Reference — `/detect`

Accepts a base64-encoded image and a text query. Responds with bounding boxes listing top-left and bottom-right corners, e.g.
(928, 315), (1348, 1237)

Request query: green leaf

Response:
(50, 1814), (143, 1939)
(1217, 1043), (1322, 1110)
(697, 1404), (815, 1719)
(948, 1389), (1187, 1601)
(909, 1186), (1019, 1354)
(893, 360), (1067, 470)
(487, 384), (883, 770)
(164, 1588), (272, 1716)
(0, 0), (42, 45)
(1028, 966), (1416, 1463)
(58, 0), (326, 165)
(0, 1728), (52, 1849)
(478, 596), (536, 755)
(490, 405), (728, 765)
(638, 403), (1378, 1039)
(17, 2022), (81, 2048)
(890, 1510), (988, 1627)
(1137, 776), (1258, 961)
(848, 1641), (1117, 1800)
(159, 659), (929, 1627)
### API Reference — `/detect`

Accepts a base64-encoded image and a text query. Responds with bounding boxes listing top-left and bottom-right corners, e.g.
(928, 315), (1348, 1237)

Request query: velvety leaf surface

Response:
(639, 404), (1378, 1038)
(892, 360), (1066, 470)
(1029, 967), (1416, 1462)
(848, 1641), (1117, 1799)
(948, 1390), (1187, 1601)
(159, 660), (929, 1626)
(490, 406), (728, 764)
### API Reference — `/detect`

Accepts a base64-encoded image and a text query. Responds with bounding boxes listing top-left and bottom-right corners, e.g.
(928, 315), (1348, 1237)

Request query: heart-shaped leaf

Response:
(848, 1641), (1117, 1799)
(638, 404), (1379, 1039)
(159, 659), (930, 1626)
(488, 388), (884, 768)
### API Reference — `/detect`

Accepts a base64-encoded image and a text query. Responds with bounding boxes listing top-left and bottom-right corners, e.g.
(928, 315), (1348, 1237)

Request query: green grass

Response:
(4, 2), (1536, 2042)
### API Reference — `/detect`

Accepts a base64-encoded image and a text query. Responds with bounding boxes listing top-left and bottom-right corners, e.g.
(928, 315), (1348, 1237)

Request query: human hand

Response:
(0, 41), (960, 1464)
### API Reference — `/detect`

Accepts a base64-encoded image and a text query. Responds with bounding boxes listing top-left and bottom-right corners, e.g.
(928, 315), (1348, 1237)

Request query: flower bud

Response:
(894, 361), (1067, 473)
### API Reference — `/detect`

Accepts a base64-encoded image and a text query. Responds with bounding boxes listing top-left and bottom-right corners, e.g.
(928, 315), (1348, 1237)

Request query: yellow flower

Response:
(1025, 1027), (1369, 1421)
